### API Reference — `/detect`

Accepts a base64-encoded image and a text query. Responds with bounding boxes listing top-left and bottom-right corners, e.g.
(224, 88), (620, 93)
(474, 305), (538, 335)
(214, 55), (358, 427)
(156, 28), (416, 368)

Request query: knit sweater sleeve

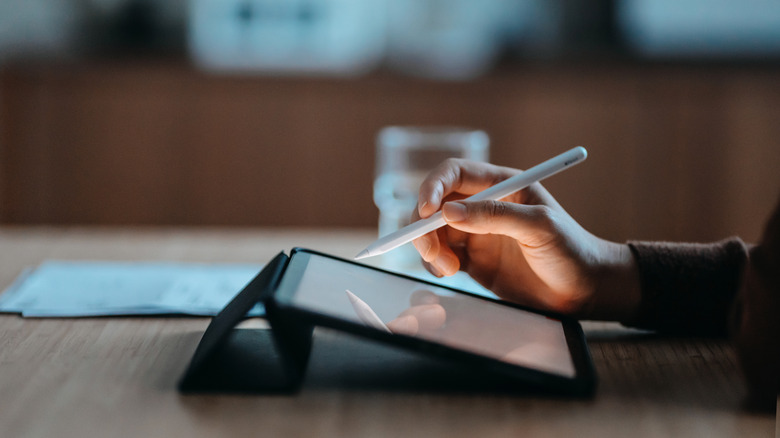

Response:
(623, 238), (749, 336)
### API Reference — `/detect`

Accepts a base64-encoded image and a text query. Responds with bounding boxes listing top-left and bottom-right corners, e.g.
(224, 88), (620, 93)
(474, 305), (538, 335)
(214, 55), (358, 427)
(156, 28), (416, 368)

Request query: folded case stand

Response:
(178, 252), (309, 393)
(178, 251), (514, 394)
(179, 250), (595, 395)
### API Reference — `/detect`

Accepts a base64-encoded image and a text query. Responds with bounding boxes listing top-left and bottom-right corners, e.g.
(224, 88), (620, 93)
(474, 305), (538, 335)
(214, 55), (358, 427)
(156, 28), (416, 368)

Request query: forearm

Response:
(621, 238), (749, 336)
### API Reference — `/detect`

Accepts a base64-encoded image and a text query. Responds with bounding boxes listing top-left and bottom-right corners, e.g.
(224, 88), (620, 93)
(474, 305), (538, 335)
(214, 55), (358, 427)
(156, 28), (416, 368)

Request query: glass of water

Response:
(373, 126), (489, 270)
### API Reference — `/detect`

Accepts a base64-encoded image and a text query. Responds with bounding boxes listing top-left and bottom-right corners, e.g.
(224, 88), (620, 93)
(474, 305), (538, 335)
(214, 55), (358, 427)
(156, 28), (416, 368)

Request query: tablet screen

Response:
(277, 251), (576, 378)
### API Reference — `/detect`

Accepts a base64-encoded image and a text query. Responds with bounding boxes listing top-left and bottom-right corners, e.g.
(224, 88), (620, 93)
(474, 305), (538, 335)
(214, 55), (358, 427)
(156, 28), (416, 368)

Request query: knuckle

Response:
(526, 204), (564, 247)
(442, 158), (468, 177)
(485, 200), (507, 219)
(530, 205), (556, 227)
(442, 157), (466, 168)
(423, 159), (465, 197)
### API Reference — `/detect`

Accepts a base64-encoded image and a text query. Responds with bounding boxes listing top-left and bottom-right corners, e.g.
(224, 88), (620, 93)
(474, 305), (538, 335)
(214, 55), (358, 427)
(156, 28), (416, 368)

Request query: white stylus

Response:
(355, 146), (588, 260)
(345, 289), (392, 333)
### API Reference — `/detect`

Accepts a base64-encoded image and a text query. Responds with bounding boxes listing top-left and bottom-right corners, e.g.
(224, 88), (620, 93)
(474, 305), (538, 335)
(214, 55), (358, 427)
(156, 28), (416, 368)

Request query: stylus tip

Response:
(354, 249), (371, 260)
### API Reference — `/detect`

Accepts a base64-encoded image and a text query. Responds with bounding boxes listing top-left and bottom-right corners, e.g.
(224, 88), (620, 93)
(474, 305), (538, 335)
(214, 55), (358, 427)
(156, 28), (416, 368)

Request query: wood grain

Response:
(0, 227), (774, 438)
(1, 62), (779, 243)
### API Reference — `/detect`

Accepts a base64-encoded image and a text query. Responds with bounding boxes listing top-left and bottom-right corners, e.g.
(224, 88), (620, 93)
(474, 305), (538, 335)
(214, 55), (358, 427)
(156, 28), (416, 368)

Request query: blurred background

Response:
(1, 0), (779, 243)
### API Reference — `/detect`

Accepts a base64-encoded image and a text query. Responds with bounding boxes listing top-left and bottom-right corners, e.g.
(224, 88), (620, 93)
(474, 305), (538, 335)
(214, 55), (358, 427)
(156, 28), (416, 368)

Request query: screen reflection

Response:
(287, 253), (576, 378)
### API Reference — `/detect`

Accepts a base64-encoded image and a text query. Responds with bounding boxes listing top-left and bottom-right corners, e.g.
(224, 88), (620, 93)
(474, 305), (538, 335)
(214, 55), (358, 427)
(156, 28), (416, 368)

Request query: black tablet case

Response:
(178, 252), (496, 394)
(178, 251), (596, 395)
(178, 252), (312, 392)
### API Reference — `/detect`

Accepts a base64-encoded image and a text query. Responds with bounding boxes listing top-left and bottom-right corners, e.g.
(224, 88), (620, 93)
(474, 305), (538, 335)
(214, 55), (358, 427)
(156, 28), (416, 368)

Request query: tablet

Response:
(270, 248), (596, 395)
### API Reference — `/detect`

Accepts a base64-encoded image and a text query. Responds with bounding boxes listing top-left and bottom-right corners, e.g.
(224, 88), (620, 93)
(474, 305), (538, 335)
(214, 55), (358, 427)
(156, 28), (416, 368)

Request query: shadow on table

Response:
(585, 329), (763, 413)
(165, 327), (571, 398)
(161, 326), (774, 421)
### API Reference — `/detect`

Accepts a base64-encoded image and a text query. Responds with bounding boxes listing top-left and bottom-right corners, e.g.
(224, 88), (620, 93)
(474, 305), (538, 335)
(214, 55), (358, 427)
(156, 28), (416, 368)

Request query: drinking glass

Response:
(373, 126), (489, 270)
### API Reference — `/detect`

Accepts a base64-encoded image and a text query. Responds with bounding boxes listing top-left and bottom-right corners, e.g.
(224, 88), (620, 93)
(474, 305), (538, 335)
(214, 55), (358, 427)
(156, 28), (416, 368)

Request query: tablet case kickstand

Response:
(178, 252), (313, 393)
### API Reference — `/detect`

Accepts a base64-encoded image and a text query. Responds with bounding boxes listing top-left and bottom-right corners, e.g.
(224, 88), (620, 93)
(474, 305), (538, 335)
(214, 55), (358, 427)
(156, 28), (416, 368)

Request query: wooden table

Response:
(0, 227), (775, 437)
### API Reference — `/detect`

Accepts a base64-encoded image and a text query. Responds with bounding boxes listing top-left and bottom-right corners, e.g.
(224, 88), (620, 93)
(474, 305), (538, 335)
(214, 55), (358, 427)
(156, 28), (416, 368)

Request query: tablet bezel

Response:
(269, 247), (596, 396)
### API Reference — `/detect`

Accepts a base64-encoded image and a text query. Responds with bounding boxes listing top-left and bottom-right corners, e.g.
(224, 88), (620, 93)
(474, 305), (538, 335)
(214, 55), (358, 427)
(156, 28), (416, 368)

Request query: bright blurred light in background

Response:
(0, 0), (86, 60)
(618, 0), (780, 58)
(189, 0), (386, 76)
(1, 0), (780, 76)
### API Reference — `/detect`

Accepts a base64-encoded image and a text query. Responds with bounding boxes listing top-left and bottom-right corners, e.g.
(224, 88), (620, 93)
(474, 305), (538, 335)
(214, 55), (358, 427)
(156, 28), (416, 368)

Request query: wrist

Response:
(587, 241), (642, 321)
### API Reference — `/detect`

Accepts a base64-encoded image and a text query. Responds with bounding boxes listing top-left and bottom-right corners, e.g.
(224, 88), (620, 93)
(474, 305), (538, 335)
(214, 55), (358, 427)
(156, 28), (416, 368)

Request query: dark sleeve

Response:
(623, 238), (749, 336)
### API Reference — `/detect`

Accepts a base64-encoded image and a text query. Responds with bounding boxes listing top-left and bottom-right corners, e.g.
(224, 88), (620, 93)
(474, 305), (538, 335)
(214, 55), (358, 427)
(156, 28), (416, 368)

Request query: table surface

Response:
(0, 227), (775, 438)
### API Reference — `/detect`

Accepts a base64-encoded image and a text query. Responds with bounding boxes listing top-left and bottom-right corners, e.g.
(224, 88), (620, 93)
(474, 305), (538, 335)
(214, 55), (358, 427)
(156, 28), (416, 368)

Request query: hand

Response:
(386, 289), (447, 336)
(386, 289), (536, 341)
(386, 289), (579, 373)
(411, 158), (641, 321)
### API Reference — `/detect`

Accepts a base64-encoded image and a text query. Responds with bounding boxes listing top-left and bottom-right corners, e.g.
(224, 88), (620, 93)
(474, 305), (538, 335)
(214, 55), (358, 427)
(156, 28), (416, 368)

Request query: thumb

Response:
(441, 200), (558, 248)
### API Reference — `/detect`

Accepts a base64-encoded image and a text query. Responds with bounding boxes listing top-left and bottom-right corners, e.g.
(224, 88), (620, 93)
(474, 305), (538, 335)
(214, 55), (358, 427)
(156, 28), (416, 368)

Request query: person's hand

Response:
(386, 289), (534, 341)
(386, 289), (447, 335)
(412, 158), (641, 321)
(386, 289), (579, 373)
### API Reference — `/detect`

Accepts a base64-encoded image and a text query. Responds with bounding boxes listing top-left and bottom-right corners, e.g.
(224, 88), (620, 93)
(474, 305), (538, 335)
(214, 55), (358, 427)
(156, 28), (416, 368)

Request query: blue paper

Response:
(0, 261), (263, 317)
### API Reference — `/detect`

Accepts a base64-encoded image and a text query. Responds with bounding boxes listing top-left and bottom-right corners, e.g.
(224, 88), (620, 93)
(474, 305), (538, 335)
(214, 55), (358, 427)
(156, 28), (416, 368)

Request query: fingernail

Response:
(442, 202), (467, 222)
(418, 201), (429, 217)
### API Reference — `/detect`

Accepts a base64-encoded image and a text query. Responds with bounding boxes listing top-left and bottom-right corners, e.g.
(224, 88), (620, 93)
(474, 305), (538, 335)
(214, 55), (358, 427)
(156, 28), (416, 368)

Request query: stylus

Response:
(355, 146), (588, 260)
(345, 289), (392, 333)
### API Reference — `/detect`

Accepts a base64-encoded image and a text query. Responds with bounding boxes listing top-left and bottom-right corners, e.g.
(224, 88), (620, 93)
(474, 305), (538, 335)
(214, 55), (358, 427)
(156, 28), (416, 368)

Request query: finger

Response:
(429, 227), (461, 276)
(520, 182), (564, 211)
(441, 220), (471, 249)
(417, 159), (518, 218)
(416, 225), (468, 276)
(409, 289), (440, 306)
(386, 315), (419, 335)
(420, 246), (460, 277)
(421, 259), (443, 277)
(411, 205), (464, 274)
(441, 199), (561, 249)
(392, 304), (447, 332)
(410, 207), (442, 263)
(412, 231), (440, 263)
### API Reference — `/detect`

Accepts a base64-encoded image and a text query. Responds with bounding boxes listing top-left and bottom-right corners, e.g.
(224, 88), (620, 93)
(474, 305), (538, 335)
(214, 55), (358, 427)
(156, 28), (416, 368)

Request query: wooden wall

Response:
(1, 60), (778, 243)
